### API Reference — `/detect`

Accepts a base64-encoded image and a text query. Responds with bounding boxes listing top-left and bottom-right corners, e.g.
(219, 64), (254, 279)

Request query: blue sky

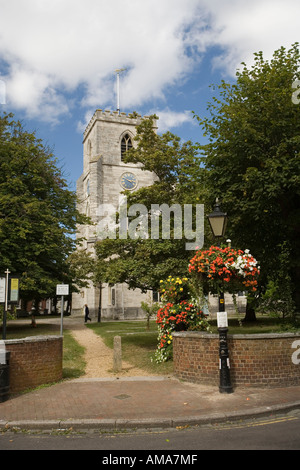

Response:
(0, 0), (299, 191)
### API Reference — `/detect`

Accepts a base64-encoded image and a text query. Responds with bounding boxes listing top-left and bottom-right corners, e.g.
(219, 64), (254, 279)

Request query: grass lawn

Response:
(1, 315), (297, 382)
(0, 321), (61, 339)
(209, 315), (299, 334)
(87, 320), (174, 376)
(62, 330), (86, 379)
(86, 316), (298, 375)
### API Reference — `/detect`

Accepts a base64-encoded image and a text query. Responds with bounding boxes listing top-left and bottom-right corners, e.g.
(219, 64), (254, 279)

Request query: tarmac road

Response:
(1, 409), (300, 450)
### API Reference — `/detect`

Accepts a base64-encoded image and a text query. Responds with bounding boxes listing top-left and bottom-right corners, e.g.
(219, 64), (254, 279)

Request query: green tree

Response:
(194, 44), (300, 315)
(95, 237), (188, 293)
(0, 113), (88, 305)
(259, 241), (296, 321)
(95, 115), (207, 292)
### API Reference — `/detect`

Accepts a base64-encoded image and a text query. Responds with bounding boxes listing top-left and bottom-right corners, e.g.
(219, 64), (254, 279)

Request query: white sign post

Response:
(0, 277), (5, 342)
(56, 284), (69, 335)
(56, 284), (69, 296)
(0, 278), (5, 304)
(1, 270), (10, 340)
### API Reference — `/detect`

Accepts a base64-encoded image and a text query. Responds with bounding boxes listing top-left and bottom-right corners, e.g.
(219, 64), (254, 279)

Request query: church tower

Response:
(72, 109), (158, 319)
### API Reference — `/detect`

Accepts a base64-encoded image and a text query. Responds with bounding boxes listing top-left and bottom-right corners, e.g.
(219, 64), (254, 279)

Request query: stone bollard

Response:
(113, 336), (122, 373)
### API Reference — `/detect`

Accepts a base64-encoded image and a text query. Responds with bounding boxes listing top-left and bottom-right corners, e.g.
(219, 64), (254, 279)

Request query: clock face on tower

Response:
(120, 172), (138, 190)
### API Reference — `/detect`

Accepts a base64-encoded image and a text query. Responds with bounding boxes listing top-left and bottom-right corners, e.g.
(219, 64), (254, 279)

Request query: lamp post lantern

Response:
(207, 199), (233, 394)
(207, 198), (228, 238)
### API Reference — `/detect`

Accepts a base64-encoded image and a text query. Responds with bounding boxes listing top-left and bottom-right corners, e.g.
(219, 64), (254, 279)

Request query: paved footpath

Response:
(1, 377), (300, 431)
(0, 318), (300, 431)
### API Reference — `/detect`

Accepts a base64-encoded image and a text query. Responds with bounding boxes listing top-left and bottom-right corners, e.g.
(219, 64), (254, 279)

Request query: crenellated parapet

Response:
(83, 109), (155, 142)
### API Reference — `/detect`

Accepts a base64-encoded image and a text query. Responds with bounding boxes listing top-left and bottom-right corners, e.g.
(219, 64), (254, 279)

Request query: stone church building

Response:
(72, 110), (158, 320)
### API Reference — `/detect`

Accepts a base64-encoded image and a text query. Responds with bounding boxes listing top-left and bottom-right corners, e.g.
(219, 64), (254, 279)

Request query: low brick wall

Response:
(3, 336), (63, 393)
(173, 331), (300, 387)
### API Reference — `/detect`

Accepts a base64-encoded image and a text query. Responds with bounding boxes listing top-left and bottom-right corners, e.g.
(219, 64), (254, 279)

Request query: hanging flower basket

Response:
(188, 246), (260, 295)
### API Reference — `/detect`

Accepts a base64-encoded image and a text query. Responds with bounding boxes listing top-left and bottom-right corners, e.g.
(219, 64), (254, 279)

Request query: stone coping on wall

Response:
(173, 331), (300, 339)
(3, 334), (62, 345)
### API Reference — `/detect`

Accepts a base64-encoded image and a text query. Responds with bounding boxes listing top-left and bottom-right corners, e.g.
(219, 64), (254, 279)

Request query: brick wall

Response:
(4, 336), (63, 393)
(173, 331), (300, 387)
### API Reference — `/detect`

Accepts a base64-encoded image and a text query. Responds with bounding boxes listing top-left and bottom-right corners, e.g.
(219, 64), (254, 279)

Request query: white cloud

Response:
(7, 64), (70, 124)
(191, 0), (300, 75)
(76, 109), (96, 134)
(0, 0), (201, 121)
(0, 0), (299, 124)
(0, 78), (6, 105)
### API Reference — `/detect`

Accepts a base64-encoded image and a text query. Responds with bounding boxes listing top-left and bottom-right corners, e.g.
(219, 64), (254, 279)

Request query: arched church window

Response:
(121, 134), (133, 159)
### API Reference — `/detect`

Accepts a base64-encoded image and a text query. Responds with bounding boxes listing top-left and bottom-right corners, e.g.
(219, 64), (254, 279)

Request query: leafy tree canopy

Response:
(0, 113), (88, 302)
(194, 43), (300, 307)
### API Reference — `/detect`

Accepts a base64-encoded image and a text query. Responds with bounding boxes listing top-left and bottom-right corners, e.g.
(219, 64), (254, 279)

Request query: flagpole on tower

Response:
(115, 68), (126, 114)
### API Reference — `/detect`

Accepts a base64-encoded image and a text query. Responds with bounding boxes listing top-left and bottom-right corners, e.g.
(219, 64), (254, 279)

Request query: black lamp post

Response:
(207, 199), (233, 394)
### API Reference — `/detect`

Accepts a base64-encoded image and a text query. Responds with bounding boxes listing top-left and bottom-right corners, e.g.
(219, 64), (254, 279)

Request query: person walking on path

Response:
(84, 304), (91, 323)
